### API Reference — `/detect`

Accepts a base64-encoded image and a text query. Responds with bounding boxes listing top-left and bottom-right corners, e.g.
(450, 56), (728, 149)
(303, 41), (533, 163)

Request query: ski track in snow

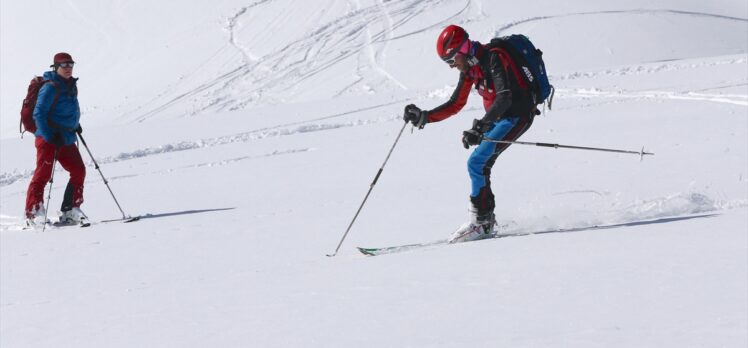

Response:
(371, 0), (408, 90)
(494, 9), (748, 36)
(101, 147), (314, 183)
(0, 147), (313, 203)
(353, 0), (409, 92)
(557, 87), (748, 106)
(0, 100), (405, 188)
(0, 119), (351, 188)
(129, 0), (475, 121)
(100, 4), (747, 124)
(103, 101), (403, 166)
(225, 1), (274, 63)
(385, 0), (473, 42)
(553, 56), (748, 82)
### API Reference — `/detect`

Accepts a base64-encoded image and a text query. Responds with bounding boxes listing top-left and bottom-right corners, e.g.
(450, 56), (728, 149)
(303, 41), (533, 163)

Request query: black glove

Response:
(462, 119), (492, 149)
(462, 129), (482, 149)
(75, 124), (83, 134)
(403, 104), (428, 129)
(50, 132), (64, 147)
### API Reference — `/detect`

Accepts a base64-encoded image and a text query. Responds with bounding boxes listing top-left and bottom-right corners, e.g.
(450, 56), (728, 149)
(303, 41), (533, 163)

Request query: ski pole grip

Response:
(371, 168), (383, 186)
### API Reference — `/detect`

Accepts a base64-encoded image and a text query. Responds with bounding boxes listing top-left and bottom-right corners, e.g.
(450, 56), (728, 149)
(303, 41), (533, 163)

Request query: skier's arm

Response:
(481, 53), (512, 124)
(427, 73), (473, 123)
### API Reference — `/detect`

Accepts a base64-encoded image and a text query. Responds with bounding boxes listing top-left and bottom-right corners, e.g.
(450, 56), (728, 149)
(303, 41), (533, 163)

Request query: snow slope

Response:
(1, 0), (747, 347)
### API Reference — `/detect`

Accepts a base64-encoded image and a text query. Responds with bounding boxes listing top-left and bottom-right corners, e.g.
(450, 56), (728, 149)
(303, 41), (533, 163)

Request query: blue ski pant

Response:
(467, 115), (533, 207)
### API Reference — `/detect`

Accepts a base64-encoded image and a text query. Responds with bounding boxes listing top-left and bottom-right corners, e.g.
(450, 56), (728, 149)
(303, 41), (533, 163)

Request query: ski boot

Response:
(58, 207), (89, 226)
(449, 207), (496, 243)
(25, 205), (49, 227)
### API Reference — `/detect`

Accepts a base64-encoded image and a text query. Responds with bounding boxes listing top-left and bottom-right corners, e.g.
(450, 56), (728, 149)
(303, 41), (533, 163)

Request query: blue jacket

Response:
(33, 71), (80, 145)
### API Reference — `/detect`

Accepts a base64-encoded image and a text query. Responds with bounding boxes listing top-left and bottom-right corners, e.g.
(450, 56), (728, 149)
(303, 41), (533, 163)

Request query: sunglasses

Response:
(443, 53), (463, 66)
(57, 62), (75, 68)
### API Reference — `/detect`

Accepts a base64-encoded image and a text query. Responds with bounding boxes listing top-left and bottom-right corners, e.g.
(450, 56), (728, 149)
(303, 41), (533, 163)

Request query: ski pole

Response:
(327, 121), (408, 257)
(77, 132), (138, 221)
(41, 149), (59, 232)
(482, 137), (655, 160)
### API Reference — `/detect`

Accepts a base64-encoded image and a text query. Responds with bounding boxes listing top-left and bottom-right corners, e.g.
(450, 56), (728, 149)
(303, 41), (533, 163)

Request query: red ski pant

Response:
(25, 137), (85, 217)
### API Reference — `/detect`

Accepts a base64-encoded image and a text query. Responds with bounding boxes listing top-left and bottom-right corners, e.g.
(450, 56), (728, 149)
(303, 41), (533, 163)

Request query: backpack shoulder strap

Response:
(46, 80), (61, 116)
(42, 80), (66, 131)
(488, 46), (529, 90)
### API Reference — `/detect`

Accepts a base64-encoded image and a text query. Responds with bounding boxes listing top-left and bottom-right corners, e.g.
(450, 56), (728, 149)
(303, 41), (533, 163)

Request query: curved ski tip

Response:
(357, 247), (376, 256)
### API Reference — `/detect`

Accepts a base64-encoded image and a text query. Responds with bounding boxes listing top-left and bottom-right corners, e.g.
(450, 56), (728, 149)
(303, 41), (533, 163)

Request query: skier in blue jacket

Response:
(25, 52), (87, 226)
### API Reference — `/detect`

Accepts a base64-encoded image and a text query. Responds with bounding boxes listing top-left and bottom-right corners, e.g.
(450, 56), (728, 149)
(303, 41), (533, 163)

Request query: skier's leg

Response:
(467, 117), (518, 198)
(481, 114), (535, 179)
(467, 115), (534, 216)
(451, 115), (534, 242)
(57, 144), (86, 212)
(25, 137), (56, 218)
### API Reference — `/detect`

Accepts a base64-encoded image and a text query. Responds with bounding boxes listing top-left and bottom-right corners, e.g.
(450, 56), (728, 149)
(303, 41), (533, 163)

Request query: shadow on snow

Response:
(507, 213), (720, 238)
(134, 207), (237, 221)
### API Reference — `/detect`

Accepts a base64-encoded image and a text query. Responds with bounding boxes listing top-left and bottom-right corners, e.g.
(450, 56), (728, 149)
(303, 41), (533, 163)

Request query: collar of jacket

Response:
(43, 71), (78, 92)
(45, 71), (78, 84)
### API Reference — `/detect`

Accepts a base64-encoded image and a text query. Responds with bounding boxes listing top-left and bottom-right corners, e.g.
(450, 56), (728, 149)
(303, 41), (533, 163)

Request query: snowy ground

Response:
(1, 0), (747, 347)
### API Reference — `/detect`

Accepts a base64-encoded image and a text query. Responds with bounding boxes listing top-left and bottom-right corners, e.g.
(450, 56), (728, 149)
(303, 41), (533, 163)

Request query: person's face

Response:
(449, 53), (469, 73)
(56, 62), (74, 79)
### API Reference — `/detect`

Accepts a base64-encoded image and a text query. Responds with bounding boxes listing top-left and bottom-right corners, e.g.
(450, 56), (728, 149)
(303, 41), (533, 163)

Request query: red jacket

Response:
(427, 43), (532, 124)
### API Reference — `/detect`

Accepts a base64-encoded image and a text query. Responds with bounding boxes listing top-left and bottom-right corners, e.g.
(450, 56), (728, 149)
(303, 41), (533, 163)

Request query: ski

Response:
(21, 215), (140, 231)
(358, 221), (514, 256)
(23, 220), (90, 230)
(357, 237), (492, 256)
(358, 239), (448, 256)
(357, 226), (607, 256)
(356, 214), (717, 256)
(53, 220), (91, 228)
(101, 216), (141, 223)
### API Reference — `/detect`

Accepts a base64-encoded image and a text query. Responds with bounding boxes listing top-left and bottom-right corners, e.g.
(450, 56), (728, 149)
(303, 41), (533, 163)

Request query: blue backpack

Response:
(487, 35), (554, 109)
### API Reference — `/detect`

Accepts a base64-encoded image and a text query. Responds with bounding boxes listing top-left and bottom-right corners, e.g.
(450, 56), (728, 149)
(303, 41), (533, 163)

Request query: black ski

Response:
(52, 220), (91, 228)
(101, 216), (141, 223)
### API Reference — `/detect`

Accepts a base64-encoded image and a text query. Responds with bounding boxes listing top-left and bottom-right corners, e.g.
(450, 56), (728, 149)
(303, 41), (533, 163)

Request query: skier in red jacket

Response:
(404, 25), (537, 242)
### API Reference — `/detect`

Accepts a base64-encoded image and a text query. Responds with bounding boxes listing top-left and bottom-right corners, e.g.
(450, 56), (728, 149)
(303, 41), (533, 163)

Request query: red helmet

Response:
(436, 25), (469, 61)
